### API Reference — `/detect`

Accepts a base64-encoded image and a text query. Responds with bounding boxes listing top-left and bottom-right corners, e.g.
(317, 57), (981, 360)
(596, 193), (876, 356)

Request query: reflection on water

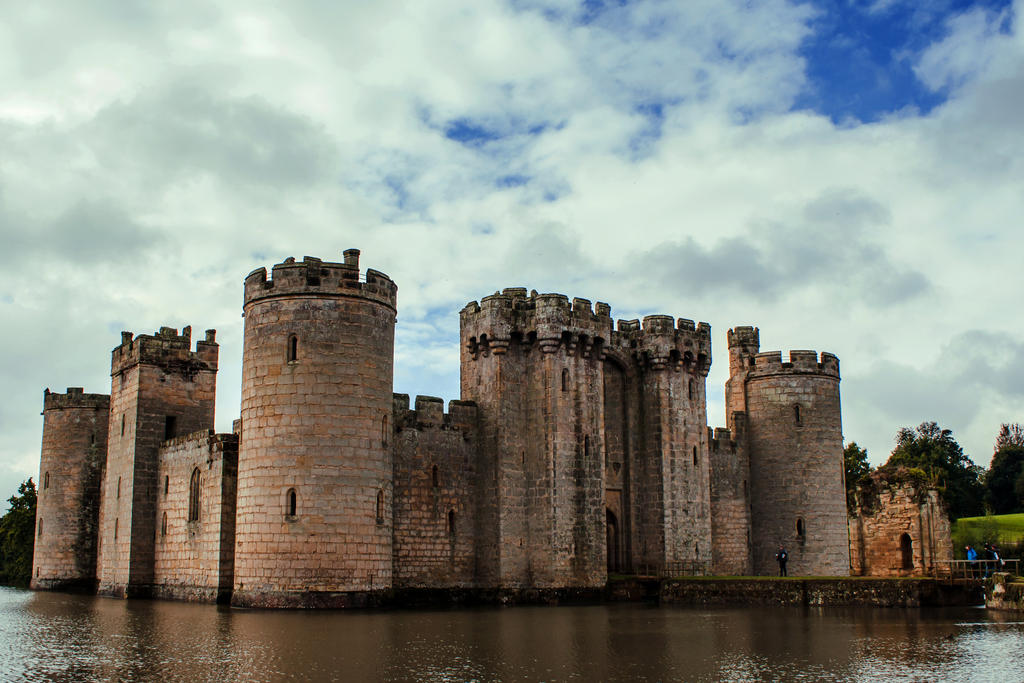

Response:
(1, 587), (1022, 682)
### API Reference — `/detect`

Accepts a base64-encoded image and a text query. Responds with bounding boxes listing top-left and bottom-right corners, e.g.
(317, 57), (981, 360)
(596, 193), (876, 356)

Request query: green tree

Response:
(844, 442), (871, 513)
(987, 423), (1024, 514)
(0, 479), (37, 587)
(886, 421), (984, 520)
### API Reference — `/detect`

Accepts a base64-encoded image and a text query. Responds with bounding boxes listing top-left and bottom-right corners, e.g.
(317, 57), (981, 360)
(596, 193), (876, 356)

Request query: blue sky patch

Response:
(797, 0), (1013, 122)
(444, 118), (504, 146)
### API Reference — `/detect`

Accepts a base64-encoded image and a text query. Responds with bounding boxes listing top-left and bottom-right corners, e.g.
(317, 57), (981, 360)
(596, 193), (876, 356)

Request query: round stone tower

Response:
(32, 387), (109, 591)
(727, 327), (848, 576)
(232, 250), (397, 607)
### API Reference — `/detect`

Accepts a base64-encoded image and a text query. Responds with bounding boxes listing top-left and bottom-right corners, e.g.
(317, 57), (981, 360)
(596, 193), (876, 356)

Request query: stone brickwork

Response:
(153, 430), (238, 602)
(849, 469), (952, 577)
(461, 291), (713, 586)
(726, 326), (848, 576)
(233, 251), (397, 607)
(392, 395), (478, 588)
(96, 326), (218, 597)
(32, 388), (109, 590)
(32, 248), (853, 608)
(708, 423), (752, 575)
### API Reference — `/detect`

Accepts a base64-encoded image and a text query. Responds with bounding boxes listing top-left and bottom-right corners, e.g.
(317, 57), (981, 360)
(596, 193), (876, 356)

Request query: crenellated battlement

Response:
(393, 394), (478, 433)
(111, 325), (218, 376)
(609, 315), (712, 375)
(745, 349), (840, 379)
(727, 326), (838, 379)
(461, 287), (613, 357)
(727, 326), (760, 349)
(43, 387), (110, 411)
(243, 249), (397, 310)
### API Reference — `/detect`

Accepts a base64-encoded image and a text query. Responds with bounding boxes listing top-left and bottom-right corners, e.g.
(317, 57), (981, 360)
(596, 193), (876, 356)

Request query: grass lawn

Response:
(953, 512), (1024, 545)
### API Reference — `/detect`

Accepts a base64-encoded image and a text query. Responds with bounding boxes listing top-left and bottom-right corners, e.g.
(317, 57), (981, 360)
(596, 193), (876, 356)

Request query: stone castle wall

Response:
(392, 396), (478, 588)
(233, 251), (398, 607)
(33, 249), (852, 607)
(708, 423), (752, 575)
(96, 327), (218, 597)
(153, 430), (238, 602)
(849, 474), (952, 577)
(32, 388), (109, 590)
(727, 327), (848, 576)
(609, 316), (712, 574)
(460, 290), (613, 588)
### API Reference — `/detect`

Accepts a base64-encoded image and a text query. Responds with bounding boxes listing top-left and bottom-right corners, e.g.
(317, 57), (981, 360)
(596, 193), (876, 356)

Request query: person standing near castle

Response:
(776, 545), (788, 577)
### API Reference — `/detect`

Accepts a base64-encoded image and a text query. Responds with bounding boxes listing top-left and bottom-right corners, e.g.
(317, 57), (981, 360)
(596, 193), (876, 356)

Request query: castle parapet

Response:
(243, 250), (398, 310)
(43, 387), (110, 411)
(461, 288), (613, 358)
(609, 316), (712, 375)
(111, 326), (218, 376)
(393, 394), (478, 433)
(746, 349), (840, 379)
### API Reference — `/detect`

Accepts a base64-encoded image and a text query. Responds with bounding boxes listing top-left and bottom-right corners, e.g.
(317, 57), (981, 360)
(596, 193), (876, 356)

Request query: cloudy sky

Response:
(1, 0), (1022, 500)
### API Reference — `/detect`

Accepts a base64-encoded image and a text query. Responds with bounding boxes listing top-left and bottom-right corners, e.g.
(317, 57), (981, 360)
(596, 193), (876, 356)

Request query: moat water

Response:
(2, 588), (1022, 682)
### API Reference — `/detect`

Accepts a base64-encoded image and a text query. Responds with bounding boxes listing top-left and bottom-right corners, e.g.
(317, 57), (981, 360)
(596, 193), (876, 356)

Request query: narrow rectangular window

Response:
(164, 415), (177, 441)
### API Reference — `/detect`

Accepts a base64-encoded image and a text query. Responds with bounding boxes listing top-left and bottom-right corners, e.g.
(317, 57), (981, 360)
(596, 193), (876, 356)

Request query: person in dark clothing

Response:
(775, 545), (788, 577)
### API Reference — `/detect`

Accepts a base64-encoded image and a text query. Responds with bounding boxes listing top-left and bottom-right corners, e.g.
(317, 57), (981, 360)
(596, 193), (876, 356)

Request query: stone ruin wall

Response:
(849, 479), (952, 577)
(32, 388), (110, 590)
(152, 430), (238, 602)
(708, 422), (752, 576)
(391, 395), (478, 588)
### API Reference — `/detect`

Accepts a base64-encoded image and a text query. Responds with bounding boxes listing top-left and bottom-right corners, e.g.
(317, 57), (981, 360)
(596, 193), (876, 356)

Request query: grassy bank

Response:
(953, 513), (1024, 559)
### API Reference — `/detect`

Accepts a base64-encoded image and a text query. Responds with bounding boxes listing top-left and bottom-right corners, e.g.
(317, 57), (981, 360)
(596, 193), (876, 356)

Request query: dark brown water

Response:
(2, 587), (1022, 682)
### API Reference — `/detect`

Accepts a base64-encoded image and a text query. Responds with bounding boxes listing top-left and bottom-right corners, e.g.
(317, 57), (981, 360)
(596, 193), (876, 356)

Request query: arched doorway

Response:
(900, 533), (914, 571)
(606, 509), (620, 573)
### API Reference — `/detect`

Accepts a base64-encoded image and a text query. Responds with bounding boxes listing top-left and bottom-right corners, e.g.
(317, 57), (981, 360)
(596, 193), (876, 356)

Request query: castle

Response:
(31, 250), (849, 606)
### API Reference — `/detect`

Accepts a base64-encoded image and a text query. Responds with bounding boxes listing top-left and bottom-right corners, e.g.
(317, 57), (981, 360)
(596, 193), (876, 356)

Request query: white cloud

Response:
(1, 0), (1023, 503)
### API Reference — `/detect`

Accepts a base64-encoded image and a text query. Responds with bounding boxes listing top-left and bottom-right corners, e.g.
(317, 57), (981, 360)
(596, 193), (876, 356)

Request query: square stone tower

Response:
(96, 326), (218, 597)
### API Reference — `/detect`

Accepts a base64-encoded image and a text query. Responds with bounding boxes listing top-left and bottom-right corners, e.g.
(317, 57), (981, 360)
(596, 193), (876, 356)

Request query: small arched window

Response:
(561, 368), (569, 392)
(38, 518), (43, 538)
(164, 475), (169, 496)
(376, 489), (385, 524)
(432, 465), (439, 488)
(794, 404), (801, 425)
(117, 476), (121, 499)
(692, 446), (698, 467)
(287, 488), (297, 517)
(161, 512), (167, 537)
(381, 414), (389, 447)
(188, 468), (201, 522)
(688, 380), (695, 400)
(121, 414), (126, 437)
(900, 533), (914, 570)
(694, 542), (699, 558)
(287, 334), (298, 362)
(114, 518), (119, 540)
(44, 472), (50, 490)
(448, 510), (456, 537)
(796, 517), (805, 539)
